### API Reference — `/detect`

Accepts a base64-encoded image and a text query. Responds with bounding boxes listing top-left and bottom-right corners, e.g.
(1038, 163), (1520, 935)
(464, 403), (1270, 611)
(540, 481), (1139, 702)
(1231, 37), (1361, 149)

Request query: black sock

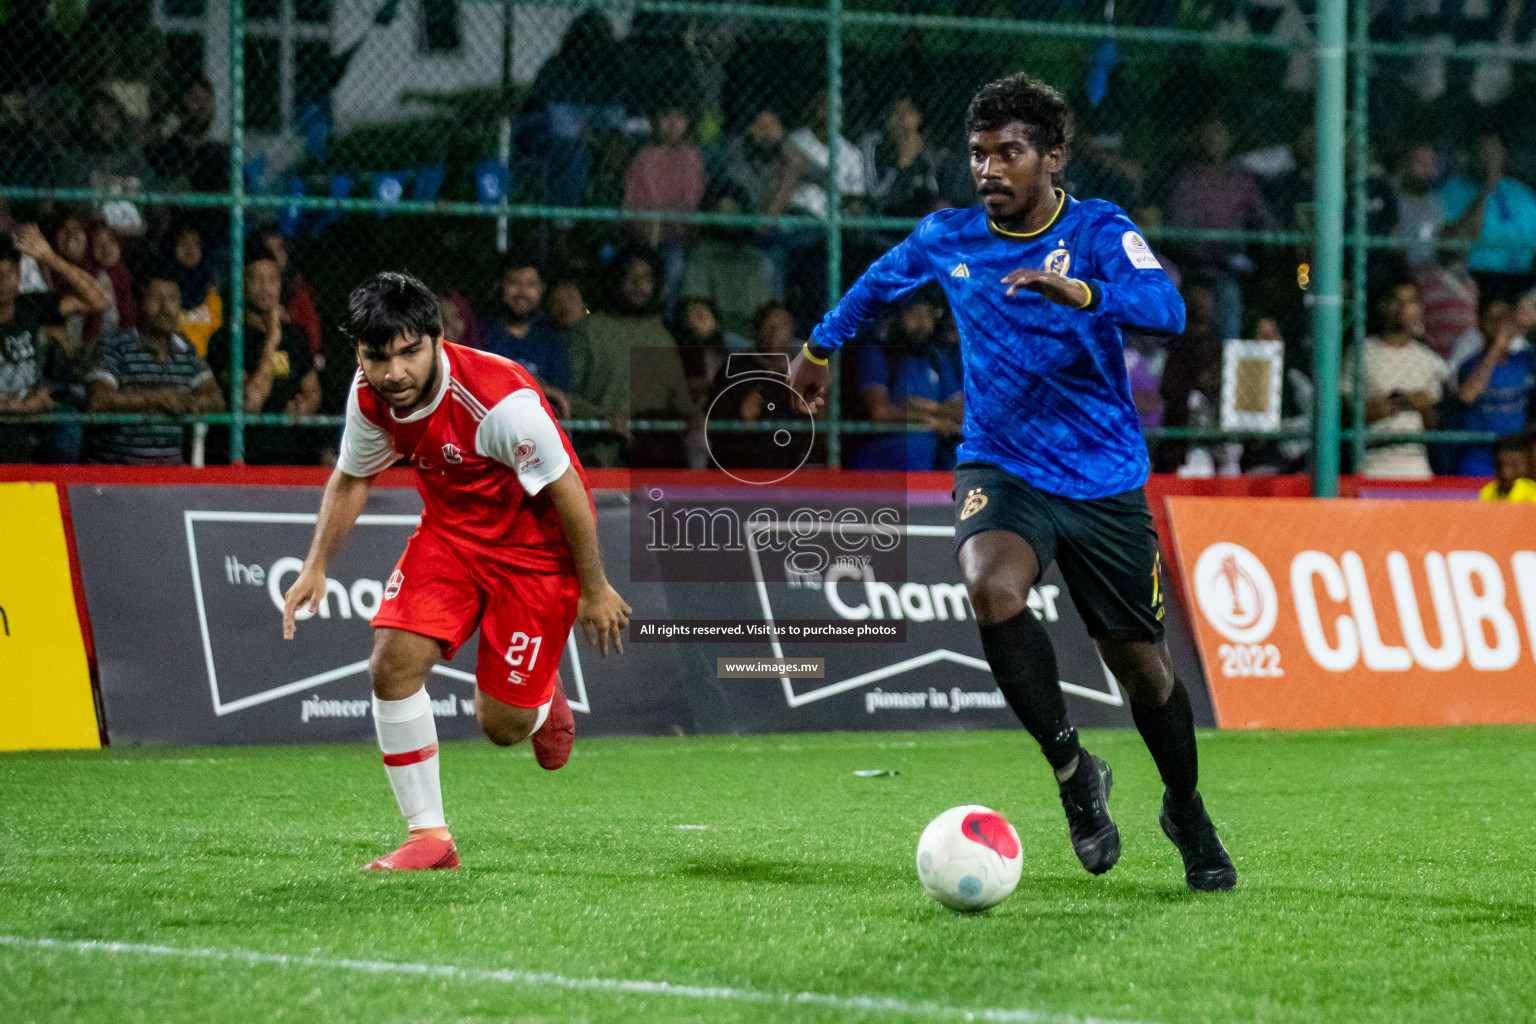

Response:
(1129, 678), (1199, 808)
(978, 609), (1080, 773)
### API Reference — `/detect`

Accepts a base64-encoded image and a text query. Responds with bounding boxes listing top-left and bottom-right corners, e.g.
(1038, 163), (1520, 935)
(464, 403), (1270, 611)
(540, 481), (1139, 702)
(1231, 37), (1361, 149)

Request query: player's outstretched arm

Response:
(282, 468), (372, 638)
(791, 228), (936, 413)
(545, 467), (631, 657)
(787, 344), (831, 415)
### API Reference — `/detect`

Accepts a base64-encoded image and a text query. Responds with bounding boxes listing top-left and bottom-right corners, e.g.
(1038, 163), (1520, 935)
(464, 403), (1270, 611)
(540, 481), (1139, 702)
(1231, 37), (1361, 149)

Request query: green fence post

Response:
(228, 0), (247, 465)
(1311, 0), (1347, 497)
(1349, 0), (1368, 474)
(825, 0), (844, 469)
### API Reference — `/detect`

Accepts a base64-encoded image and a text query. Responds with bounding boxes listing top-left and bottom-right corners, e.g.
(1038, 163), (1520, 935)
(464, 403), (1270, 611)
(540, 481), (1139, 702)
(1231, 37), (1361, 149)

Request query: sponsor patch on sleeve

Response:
(1122, 231), (1162, 270)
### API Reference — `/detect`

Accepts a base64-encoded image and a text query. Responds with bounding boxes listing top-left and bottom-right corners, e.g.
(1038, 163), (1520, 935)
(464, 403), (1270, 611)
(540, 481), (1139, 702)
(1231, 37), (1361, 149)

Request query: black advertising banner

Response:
(68, 484), (1211, 746)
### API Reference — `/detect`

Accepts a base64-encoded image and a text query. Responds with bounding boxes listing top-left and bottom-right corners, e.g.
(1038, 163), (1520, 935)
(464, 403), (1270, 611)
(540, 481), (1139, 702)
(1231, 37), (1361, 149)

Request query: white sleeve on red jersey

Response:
(474, 387), (572, 495)
(335, 375), (400, 477)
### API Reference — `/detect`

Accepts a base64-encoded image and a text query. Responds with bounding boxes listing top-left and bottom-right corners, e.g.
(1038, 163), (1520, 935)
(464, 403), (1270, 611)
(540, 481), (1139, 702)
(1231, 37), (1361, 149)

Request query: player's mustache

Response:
(978, 184), (1012, 195)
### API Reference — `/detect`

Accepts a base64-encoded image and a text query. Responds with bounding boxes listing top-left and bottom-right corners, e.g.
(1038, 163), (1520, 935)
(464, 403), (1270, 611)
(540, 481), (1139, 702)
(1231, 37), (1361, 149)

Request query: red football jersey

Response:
(337, 342), (589, 573)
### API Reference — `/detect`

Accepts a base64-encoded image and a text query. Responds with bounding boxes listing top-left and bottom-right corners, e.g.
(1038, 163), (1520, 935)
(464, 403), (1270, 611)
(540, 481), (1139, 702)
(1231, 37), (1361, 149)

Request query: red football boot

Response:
(530, 684), (574, 770)
(363, 835), (460, 871)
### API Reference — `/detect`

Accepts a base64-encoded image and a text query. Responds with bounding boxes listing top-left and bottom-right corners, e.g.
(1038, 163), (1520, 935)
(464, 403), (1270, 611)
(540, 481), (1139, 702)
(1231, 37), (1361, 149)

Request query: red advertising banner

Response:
(1166, 497), (1536, 729)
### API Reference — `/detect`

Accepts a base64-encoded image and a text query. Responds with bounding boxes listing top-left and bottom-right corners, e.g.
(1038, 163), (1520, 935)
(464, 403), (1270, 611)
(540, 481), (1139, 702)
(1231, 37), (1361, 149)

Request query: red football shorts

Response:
(371, 527), (580, 708)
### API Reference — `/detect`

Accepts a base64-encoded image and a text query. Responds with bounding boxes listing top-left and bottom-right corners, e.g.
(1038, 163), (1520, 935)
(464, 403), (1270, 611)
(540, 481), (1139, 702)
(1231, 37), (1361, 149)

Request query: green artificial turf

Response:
(2, 726), (1533, 1024)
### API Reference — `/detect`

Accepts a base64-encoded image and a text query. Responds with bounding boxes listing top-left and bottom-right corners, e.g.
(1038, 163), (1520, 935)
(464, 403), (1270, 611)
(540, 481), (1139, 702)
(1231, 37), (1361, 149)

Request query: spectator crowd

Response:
(4, 2), (1536, 481)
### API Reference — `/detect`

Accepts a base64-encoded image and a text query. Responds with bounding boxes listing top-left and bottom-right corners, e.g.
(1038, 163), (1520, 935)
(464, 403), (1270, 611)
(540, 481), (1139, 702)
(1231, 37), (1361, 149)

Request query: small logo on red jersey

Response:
(385, 570), (404, 600)
(441, 443), (464, 464)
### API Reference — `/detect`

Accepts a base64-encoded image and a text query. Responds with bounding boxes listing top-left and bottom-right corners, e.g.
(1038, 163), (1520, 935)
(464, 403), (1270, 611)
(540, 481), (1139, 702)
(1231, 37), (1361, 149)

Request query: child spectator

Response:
(673, 294), (748, 405)
(624, 102), (705, 308)
(91, 222), (135, 334)
(1478, 433), (1536, 501)
(164, 220), (222, 356)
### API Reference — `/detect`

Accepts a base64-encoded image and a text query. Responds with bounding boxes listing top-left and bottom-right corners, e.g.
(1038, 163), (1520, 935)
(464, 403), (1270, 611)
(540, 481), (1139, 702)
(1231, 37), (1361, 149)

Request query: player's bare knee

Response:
(475, 691), (536, 746)
(965, 573), (1030, 625)
(480, 718), (528, 746)
(369, 638), (435, 701)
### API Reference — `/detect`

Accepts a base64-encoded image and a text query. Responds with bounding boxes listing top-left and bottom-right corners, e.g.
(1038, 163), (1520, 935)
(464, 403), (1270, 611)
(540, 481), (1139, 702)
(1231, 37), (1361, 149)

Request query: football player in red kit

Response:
(282, 272), (630, 871)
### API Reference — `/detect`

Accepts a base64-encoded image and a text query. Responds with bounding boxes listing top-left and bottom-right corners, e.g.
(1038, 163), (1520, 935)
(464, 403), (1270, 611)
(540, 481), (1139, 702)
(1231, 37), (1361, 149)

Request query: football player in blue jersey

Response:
(789, 72), (1235, 892)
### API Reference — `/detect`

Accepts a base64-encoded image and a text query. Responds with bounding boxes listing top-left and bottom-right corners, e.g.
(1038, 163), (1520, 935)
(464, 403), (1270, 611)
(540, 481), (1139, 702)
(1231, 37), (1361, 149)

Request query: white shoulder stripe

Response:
(449, 379), (489, 419)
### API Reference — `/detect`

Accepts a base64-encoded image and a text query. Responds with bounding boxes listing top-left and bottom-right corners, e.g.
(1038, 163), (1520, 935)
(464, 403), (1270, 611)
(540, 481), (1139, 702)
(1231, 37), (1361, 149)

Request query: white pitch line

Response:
(0, 935), (1154, 1024)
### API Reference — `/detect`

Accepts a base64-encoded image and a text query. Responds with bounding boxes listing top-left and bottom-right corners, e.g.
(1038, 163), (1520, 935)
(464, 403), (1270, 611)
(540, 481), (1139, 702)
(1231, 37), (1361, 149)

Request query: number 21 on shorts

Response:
(504, 632), (543, 685)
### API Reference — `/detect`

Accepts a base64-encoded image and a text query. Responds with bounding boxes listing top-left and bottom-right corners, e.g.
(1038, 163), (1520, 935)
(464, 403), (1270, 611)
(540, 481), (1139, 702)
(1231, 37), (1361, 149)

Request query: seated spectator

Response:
(84, 263), (224, 465)
(148, 75), (232, 195)
(1125, 332), (1167, 432)
(1064, 133), (1145, 215)
(702, 300), (807, 474)
(206, 253), (321, 465)
(252, 226), (322, 357)
(517, 12), (625, 212)
(1478, 433), (1536, 501)
(723, 108), (786, 213)
(680, 184), (777, 340)
(1341, 278), (1447, 479)
(0, 83), (59, 188)
(1456, 297), (1534, 477)
(859, 97), (941, 219)
(566, 249), (696, 467)
(1441, 134), (1536, 302)
(1411, 259), (1481, 364)
(164, 220), (223, 356)
(931, 308), (964, 471)
(0, 228), (109, 461)
(773, 90), (867, 219)
(1395, 142), (1444, 268)
(545, 276), (588, 331)
(846, 293), (963, 471)
(1156, 283), (1222, 474)
(91, 222), (135, 335)
(477, 257), (572, 415)
(70, 91), (150, 236)
(674, 295), (748, 404)
(42, 210), (101, 363)
(39, 211), (116, 464)
(434, 287), (481, 351)
(1167, 115), (1274, 343)
(624, 102), (705, 309)
(148, 75), (232, 244)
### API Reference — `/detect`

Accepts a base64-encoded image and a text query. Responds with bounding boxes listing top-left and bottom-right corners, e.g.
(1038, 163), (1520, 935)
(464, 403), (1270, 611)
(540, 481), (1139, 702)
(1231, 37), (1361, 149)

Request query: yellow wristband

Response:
(801, 342), (830, 366)
(1072, 278), (1094, 309)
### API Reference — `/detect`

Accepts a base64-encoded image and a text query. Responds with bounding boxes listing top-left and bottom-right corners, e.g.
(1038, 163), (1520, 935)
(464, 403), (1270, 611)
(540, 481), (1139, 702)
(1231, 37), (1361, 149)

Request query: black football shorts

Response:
(952, 460), (1166, 642)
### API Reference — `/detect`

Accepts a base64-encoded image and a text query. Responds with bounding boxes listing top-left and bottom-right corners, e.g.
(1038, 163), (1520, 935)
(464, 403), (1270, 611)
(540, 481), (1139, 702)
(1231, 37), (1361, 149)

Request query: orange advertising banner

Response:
(1166, 497), (1536, 729)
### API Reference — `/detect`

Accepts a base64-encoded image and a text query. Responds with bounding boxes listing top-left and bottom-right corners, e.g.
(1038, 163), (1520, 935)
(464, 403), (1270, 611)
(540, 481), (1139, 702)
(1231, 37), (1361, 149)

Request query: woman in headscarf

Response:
(163, 219), (222, 355)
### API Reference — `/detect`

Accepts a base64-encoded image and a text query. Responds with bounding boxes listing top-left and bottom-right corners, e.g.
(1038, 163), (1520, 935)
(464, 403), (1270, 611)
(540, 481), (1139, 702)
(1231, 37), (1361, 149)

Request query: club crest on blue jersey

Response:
(1043, 248), (1071, 275)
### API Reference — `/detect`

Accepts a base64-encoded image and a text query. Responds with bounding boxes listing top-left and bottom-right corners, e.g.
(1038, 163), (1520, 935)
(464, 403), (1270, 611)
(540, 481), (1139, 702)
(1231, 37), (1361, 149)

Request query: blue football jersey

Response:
(811, 193), (1185, 498)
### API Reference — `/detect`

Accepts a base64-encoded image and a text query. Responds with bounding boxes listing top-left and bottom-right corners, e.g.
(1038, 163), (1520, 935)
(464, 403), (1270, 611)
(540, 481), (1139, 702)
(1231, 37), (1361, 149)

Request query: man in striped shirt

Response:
(85, 262), (225, 464)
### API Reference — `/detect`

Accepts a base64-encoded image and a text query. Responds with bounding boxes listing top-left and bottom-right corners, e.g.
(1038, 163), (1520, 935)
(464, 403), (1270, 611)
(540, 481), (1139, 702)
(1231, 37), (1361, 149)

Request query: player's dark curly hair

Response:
(965, 72), (1074, 159)
(346, 271), (443, 356)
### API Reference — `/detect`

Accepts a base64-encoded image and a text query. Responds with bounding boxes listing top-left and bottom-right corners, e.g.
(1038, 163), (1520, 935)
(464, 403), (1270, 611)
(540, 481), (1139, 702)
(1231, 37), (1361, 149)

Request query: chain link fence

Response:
(0, 1), (1529, 486)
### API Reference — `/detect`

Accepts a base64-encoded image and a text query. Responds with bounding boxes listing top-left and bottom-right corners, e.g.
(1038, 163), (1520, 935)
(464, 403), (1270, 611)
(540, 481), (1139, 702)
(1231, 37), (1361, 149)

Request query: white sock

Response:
(532, 699), (552, 734)
(373, 688), (446, 831)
